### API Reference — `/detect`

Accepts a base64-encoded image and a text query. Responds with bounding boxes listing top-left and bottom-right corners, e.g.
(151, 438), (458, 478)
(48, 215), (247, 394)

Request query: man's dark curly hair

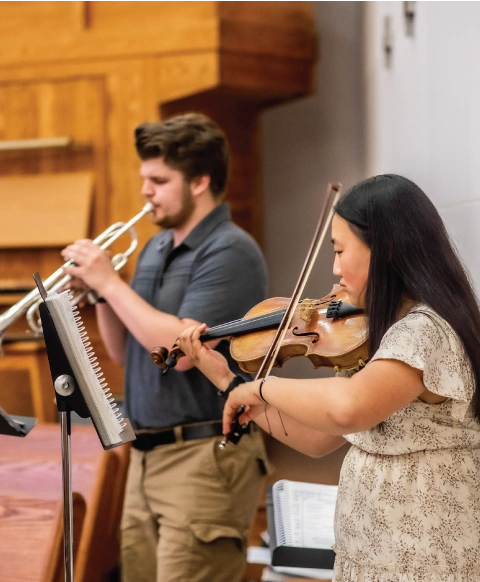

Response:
(134, 112), (230, 199)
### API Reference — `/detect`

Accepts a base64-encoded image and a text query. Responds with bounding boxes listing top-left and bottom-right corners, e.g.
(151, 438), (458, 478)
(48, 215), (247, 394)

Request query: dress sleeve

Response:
(370, 308), (475, 421)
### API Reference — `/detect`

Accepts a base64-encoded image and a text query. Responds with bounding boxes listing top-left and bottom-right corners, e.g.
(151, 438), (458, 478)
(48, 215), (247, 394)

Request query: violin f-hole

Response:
(292, 327), (320, 343)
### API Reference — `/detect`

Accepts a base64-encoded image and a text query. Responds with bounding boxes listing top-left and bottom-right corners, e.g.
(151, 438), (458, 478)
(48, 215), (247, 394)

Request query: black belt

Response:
(132, 421), (236, 451)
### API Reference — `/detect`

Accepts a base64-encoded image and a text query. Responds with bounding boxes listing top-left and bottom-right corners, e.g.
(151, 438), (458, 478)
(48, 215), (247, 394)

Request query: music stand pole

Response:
(60, 409), (74, 582)
(34, 272), (136, 581)
(35, 272), (91, 582)
(53, 372), (79, 582)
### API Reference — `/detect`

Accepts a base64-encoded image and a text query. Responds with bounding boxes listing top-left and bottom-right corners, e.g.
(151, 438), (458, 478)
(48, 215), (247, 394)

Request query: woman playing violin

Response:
(177, 174), (480, 581)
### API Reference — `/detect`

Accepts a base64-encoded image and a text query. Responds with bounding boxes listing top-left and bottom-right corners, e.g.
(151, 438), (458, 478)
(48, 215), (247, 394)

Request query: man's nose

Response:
(141, 180), (153, 197)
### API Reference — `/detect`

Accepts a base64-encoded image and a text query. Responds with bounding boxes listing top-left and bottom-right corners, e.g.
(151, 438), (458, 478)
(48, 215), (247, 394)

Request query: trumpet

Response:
(0, 202), (154, 345)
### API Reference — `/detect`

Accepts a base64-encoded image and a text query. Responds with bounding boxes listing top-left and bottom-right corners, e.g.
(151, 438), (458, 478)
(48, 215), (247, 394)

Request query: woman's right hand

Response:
(177, 324), (235, 391)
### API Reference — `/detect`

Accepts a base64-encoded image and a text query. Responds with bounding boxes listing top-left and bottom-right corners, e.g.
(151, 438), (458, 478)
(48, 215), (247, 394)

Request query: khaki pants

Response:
(120, 427), (271, 582)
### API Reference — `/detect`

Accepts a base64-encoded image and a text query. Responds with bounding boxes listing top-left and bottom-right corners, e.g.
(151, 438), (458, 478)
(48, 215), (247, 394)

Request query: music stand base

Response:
(0, 406), (36, 437)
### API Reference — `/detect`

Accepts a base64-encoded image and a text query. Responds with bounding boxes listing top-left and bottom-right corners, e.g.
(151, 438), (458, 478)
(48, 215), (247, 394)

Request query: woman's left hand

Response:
(176, 324), (234, 390)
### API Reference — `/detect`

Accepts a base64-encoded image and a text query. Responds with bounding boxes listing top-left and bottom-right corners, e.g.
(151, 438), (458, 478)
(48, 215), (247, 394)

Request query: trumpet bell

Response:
(0, 203), (153, 344)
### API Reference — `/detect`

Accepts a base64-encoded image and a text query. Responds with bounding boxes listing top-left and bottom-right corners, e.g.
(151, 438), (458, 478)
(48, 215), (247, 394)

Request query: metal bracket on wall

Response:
(404, 1), (416, 37)
(383, 15), (393, 68)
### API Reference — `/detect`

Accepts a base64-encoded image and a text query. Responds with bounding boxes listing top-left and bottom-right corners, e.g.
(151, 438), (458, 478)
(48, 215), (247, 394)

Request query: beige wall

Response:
(258, 1), (366, 485)
(260, 1), (366, 381)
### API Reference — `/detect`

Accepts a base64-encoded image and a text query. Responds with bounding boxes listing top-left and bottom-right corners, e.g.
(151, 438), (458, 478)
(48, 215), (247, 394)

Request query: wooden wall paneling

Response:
(219, 0), (316, 101)
(0, 341), (56, 422)
(0, 77), (108, 282)
(103, 60), (160, 279)
(70, 1), (90, 32)
(220, 52), (315, 102)
(0, 2), (219, 67)
(0, 58), (165, 281)
(88, 1), (217, 33)
(219, 1), (316, 58)
(155, 52), (219, 104)
(0, 172), (93, 247)
(0, 369), (37, 417)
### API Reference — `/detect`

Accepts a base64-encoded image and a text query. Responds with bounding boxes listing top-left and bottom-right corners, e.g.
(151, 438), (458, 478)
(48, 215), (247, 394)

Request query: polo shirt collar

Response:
(181, 203), (231, 250)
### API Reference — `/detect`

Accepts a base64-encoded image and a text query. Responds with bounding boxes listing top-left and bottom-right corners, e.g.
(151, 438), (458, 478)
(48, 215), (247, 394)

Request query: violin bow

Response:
(221, 182), (342, 448)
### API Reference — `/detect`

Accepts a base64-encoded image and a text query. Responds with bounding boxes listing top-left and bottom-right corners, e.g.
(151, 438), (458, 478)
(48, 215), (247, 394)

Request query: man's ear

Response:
(190, 175), (211, 197)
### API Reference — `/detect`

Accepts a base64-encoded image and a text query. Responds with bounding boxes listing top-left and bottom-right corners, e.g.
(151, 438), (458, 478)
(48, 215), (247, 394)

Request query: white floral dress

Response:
(332, 306), (480, 581)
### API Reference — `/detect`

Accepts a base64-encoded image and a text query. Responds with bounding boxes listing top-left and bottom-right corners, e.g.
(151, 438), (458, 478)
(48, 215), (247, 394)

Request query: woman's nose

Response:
(333, 255), (341, 277)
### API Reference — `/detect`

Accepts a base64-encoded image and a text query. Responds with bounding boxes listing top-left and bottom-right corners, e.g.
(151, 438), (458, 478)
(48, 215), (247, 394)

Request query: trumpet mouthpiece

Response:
(143, 202), (154, 213)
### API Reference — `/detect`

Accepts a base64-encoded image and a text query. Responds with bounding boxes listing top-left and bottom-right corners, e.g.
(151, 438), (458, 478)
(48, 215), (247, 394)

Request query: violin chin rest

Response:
(326, 300), (364, 319)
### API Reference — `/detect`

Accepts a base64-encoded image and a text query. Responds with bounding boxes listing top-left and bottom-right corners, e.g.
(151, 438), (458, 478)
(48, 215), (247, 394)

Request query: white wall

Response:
(260, 1), (480, 381)
(364, 1), (480, 291)
(260, 2), (366, 379)
(257, 0), (480, 485)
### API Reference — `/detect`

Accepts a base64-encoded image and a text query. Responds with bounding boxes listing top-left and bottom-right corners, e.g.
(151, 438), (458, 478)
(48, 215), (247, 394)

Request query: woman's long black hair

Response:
(335, 174), (480, 421)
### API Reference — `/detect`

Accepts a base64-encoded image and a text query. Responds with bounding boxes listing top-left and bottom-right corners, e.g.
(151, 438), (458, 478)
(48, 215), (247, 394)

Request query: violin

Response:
(150, 284), (368, 375)
(152, 182), (361, 448)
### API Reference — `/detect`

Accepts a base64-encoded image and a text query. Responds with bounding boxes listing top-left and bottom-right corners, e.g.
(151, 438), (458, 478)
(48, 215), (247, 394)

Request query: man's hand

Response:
(61, 240), (119, 296)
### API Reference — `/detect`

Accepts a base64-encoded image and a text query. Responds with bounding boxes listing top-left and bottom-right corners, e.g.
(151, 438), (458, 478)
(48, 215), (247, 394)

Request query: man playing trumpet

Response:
(62, 112), (270, 582)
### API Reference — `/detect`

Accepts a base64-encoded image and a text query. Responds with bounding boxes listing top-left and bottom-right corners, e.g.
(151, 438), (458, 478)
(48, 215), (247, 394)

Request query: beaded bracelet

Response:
(218, 374), (245, 400)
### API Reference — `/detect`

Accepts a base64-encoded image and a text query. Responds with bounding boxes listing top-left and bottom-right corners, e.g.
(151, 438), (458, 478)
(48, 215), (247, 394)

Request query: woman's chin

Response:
(348, 294), (363, 308)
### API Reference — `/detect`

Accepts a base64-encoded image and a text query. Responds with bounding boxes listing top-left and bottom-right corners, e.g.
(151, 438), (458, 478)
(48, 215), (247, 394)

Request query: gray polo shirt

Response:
(124, 203), (268, 430)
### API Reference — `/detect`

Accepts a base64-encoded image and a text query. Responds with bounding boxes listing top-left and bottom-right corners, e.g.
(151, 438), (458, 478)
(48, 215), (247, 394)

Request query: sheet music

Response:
(46, 290), (124, 447)
(273, 480), (337, 549)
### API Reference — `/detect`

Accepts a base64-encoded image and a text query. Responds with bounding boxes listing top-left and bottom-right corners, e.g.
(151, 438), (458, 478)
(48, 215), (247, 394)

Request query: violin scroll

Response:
(150, 345), (183, 375)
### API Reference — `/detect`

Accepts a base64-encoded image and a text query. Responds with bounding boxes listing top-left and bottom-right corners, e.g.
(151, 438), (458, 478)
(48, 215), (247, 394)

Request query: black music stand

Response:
(34, 273), (134, 582)
(0, 406), (36, 437)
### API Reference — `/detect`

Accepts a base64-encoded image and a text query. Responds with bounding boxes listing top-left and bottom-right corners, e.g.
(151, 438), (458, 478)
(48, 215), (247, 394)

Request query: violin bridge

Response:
(299, 298), (317, 323)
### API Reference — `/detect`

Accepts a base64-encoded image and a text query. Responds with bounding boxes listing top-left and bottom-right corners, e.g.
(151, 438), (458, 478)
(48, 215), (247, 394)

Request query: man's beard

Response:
(155, 183), (196, 230)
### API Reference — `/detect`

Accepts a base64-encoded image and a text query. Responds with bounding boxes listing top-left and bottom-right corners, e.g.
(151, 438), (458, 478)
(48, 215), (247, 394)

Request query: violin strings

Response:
(205, 309), (286, 333)
(204, 296), (335, 336)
